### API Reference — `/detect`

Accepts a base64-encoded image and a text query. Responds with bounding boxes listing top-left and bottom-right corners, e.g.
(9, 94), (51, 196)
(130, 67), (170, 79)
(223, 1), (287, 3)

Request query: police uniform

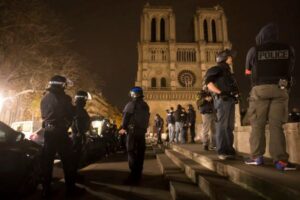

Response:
(71, 92), (90, 170)
(40, 77), (77, 195)
(181, 108), (188, 144)
(121, 88), (150, 182)
(245, 23), (295, 169)
(187, 105), (196, 143)
(205, 57), (238, 157)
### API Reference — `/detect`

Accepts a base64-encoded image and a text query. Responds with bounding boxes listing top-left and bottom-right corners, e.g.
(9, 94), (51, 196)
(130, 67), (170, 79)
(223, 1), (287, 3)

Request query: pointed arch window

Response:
(151, 78), (157, 88)
(161, 78), (167, 87)
(160, 18), (165, 42)
(212, 20), (217, 42)
(151, 18), (156, 42)
(203, 19), (208, 42)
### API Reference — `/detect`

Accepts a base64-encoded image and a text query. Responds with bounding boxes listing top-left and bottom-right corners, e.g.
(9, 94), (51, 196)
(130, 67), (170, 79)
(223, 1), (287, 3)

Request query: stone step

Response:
(152, 144), (164, 154)
(156, 154), (208, 200)
(165, 149), (264, 200)
(170, 144), (300, 200)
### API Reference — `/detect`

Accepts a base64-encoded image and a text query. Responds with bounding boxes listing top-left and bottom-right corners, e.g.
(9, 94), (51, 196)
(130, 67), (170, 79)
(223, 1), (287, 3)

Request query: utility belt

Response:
(213, 92), (238, 101)
(127, 124), (147, 135)
(44, 122), (67, 131)
(253, 79), (289, 90)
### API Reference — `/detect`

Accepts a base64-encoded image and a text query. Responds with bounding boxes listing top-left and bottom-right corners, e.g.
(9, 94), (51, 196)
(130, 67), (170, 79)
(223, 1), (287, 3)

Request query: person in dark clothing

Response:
(119, 87), (150, 184)
(40, 75), (84, 197)
(197, 89), (216, 150)
(174, 104), (183, 143)
(244, 23), (296, 170)
(187, 104), (196, 143)
(166, 108), (175, 143)
(181, 107), (188, 144)
(71, 91), (90, 175)
(205, 49), (239, 160)
(154, 114), (164, 144)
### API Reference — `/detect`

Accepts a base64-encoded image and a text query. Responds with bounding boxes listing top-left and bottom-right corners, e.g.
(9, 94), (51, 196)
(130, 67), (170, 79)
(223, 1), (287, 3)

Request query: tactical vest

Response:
(254, 43), (291, 85)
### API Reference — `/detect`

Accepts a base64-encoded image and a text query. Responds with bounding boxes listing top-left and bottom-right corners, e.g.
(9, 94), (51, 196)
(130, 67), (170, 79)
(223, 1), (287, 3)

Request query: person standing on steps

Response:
(119, 87), (150, 184)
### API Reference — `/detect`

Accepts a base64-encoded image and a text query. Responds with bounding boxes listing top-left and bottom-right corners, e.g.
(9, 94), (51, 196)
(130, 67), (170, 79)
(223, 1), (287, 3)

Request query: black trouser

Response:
(42, 127), (76, 190)
(126, 128), (146, 179)
(189, 122), (195, 142)
(157, 127), (162, 143)
(214, 97), (236, 155)
(72, 135), (84, 170)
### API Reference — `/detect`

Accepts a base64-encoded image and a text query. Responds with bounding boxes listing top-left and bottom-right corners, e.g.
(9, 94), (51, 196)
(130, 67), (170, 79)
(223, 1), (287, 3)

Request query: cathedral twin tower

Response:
(135, 4), (232, 126)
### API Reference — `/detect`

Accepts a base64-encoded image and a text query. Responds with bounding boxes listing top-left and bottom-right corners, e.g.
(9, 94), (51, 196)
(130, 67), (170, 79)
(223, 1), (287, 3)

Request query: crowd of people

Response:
(154, 104), (196, 145)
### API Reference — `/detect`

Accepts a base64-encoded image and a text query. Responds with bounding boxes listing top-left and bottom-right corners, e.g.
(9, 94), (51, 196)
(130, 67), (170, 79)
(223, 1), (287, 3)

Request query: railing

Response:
(144, 90), (199, 101)
(148, 43), (169, 62)
(176, 48), (197, 62)
(146, 87), (201, 91)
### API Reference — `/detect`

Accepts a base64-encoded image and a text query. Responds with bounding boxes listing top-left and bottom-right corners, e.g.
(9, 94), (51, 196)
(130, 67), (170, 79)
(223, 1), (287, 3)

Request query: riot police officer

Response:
(40, 75), (84, 197)
(71, 91), (90, 175)
(205, 49), (239, 160)
(244, 23), (296, 170)
(119, 87), (150, 185)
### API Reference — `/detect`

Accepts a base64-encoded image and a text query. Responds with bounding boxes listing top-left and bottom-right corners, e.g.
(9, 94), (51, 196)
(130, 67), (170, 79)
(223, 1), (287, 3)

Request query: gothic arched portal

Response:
(151, 18), (156, 42)
(161, 77), (167, 87)
(151, 77), (157, 88)
(160, 18), (165, 42)
(212, 20), (217, 42)
(203, 19), (208, 42)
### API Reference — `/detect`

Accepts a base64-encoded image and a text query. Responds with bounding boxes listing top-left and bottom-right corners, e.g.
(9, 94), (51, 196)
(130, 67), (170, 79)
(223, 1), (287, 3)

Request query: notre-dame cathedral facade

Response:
(135, 4), (232, 132)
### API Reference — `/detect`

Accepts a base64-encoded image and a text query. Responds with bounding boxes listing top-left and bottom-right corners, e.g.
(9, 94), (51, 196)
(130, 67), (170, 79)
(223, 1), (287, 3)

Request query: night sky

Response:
(47, 0), (300, 110)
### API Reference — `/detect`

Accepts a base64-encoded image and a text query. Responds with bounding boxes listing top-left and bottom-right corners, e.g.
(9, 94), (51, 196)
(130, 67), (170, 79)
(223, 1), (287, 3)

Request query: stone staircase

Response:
(153, 143), (300, 200)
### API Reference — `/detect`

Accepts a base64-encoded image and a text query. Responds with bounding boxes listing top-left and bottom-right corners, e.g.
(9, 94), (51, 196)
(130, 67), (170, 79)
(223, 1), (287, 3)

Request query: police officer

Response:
(187, 104), (196, 143)
(244, 23), (296, 170)
(205, 49), (238, 160)
(40, 75), (84, 197)
(71, 91), (90, 175)
(119, 87), (150, 184)
(197, 89), (216, 150)
(181, 107), (188, 144)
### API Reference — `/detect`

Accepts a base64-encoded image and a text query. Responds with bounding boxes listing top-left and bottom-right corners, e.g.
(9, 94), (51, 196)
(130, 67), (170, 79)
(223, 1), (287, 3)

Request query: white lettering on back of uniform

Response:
(258, 50), (289, 60)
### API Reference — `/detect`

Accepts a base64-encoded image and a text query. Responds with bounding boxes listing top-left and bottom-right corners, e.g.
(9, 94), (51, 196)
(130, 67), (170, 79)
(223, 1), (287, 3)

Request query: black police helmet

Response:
(216, 49), (237, 63)
(129, 87), (144, 98)
(49, 75), (67, 88)
(75, 90), (89, 101)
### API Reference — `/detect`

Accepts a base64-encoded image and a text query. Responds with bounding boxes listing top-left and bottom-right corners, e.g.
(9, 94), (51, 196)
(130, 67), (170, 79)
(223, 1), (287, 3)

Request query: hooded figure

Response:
(244, 23), (296, 171)
(245, 23), (295, 86)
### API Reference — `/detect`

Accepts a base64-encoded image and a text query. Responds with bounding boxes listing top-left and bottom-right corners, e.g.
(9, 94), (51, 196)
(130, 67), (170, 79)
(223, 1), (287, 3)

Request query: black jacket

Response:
(245, 23), (295, 86)
(187, 108), (196, 124)
(121, 97), (150, 130)
(72, 106), (90, 137)
(205, 63), (238, 94)
(166, 112), (175, 125)
(155, 116), (164, 128)
(40, 87), (74, 128)
(174, 109), (183, 122)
